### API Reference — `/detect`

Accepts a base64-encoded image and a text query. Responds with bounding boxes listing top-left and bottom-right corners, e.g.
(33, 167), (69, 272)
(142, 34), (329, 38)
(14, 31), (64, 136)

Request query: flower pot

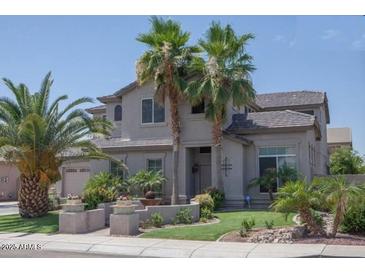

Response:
(140, 198), (162, 207)
(116, 199), (133, 207)
(66, 199), (82, 205)
(111, 205), (135, 215)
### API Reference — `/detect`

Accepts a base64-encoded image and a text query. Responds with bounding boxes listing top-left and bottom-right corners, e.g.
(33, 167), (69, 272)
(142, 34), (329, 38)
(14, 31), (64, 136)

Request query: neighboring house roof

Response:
(226, 110), (320, 138)
(85, 105), (106, 114)
(92, 138), (173, 150)
(97, 94), (120, 104)
(327, 127), (352, 145)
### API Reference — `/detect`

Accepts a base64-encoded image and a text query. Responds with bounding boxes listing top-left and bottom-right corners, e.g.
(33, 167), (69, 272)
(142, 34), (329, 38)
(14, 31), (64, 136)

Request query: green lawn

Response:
(141, 210), (295, 241)
(0, 212), (59, 234)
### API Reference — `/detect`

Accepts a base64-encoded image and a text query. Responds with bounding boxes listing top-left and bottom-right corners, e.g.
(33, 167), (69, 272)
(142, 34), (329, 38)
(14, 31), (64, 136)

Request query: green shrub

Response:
(204, 187), (225, 210)
(193, 193), (214, 211)
(264, 220), (274, 229)
(200, 207), (213, 220)
(341, 204), (365, 233)
(240, 218), (255, 238)
(150, 212), (164, 228)
(173, 208), (193, 224)
(83, 172), (121, 209)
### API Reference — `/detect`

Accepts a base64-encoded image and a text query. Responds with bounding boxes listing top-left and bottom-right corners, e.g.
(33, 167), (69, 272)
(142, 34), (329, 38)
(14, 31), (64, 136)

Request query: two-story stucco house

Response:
(57, 81), (330, 208)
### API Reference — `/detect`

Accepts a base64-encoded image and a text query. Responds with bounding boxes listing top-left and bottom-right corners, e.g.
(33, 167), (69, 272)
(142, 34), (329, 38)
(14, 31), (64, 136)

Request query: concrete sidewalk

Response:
(1, 232), (365, 258)
(0, 201), (18, 216)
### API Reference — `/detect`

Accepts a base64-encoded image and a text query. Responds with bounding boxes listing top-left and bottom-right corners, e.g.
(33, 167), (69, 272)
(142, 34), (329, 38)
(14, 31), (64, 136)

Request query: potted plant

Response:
(127, 170), (166, 207)
(66, 194), (82, 205)
(112, 195), (135, 214)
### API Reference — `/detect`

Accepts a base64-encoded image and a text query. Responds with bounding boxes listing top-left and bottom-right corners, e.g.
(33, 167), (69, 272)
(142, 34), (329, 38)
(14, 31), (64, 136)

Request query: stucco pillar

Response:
(211, 148), (219, 188)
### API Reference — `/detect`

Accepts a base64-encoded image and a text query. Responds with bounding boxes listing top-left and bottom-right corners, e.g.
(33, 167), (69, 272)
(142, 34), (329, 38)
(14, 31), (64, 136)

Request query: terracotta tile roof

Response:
(92, 138), (173, 149)
(85, 105), (106, 114)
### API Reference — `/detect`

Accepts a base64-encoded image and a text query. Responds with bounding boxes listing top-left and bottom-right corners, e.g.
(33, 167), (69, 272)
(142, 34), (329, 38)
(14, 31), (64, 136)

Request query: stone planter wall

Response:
(59, 208), (105, 234)
(98, 200), (144, 226)
(136, 202), (200, 225)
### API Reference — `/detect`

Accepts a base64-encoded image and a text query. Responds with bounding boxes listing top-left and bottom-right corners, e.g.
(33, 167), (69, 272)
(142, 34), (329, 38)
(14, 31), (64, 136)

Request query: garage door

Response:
(63, 167), (90, 196)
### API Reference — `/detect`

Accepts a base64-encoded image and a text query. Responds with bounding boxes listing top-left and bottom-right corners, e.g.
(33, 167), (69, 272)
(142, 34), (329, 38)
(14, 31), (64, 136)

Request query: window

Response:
(258, 146), (297, 193)
(0, 177), (8, 183)
(142, 99), (165, 124)
(192, 101), (205, 114)
(110, 161), (124, 179)
(147, 159), (163, 172)
(114, 105), (122, 121)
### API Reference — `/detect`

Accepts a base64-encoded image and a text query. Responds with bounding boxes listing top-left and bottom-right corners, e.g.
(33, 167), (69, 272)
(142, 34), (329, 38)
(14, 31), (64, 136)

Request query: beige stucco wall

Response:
(0, 162), (20, 201)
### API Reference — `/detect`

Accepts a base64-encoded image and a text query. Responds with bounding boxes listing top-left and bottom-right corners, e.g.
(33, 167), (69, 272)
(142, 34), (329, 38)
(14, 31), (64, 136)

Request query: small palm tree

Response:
(0, 73), (117, 218)
(278, 164), (300, 184)
(318, 176), (364, 237)
(185, 22), (255, 190)
(249, 168), (277, 201)
(271, 180), (324, 235)
(136, 16), (200, 204)
(128, 170), (166, 198)
(248, 165), (299, 201)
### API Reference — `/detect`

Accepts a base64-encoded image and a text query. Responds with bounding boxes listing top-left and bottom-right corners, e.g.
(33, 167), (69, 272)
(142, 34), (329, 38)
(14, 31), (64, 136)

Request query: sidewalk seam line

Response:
(189, 243), (209, 258)
(245, 243), (259, 258)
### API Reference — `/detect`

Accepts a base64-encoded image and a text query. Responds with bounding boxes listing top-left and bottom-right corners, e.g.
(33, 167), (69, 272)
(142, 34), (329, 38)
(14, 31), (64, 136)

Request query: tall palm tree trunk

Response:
(169, 89), (181, 205)
(18, 174), (49, 218)
(212, 113), (223, 191)
(331, 204), (344, 237)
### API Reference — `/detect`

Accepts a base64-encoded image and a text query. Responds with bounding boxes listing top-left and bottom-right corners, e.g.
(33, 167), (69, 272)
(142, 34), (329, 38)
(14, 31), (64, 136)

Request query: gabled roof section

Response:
(255, 91), (326, 108)
(85, 105), (106, 114)
(114, 81), (138, 97)
(255, 91), (330, 124)
(226, 110), (320, 137)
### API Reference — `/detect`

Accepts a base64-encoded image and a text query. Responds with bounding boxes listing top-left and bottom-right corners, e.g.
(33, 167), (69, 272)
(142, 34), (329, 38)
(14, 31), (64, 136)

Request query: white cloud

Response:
(321, 29), (340, 40)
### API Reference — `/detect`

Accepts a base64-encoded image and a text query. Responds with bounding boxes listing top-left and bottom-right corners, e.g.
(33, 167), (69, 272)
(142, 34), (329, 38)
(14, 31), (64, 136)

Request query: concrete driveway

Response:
(0, 201), (19, 216)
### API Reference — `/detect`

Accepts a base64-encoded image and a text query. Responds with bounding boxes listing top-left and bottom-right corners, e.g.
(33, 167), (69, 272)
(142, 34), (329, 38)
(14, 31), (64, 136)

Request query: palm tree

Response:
(185, 22), (255, 191)
(136, 16), (200, 204)
(0, 72), (115, 218)
(248, 168), (277, 201)
(318, 176), (364, 237)
(271, 180), (325, 235)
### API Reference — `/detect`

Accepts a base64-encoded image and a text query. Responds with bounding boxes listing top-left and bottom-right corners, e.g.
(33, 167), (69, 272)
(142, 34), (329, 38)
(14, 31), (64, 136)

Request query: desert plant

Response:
(173, 208), (193, 224)
(0, 73), (115, 218)
(136, 16), (200, 204)
(200, 207), (213, 220)
(150, 212), (164, 228)
(330, 148), (365, 175)
(204, 187), (225, 210)
(264, 220), (274, 229)
(193, 193), (214, 212)
(127, 170), (166, 199)
(317, 176), (364, 237)
(83, 172), (122, 209)
(240, 218), (255, 237)
(341, 201), (365, 234)
(271, 180), (324, 235)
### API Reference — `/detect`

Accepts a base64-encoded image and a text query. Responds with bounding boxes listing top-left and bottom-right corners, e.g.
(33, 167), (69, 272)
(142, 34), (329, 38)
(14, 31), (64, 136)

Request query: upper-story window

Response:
(142, 98), (165, 124)
(192, 101), (205, 114)
(114, 105), (122, 121)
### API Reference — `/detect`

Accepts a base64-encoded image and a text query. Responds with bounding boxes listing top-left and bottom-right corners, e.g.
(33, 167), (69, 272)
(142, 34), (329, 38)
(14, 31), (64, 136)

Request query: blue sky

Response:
(0, 16), (364, 154)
